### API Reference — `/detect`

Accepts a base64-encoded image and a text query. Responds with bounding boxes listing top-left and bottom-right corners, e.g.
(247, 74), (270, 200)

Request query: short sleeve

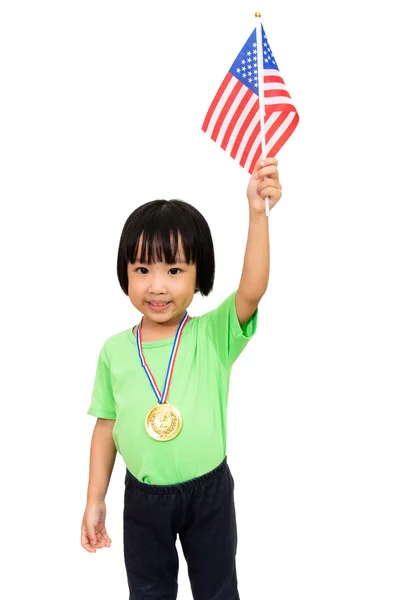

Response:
(87, 343), (116, 419)
(201, 290), (258, 368)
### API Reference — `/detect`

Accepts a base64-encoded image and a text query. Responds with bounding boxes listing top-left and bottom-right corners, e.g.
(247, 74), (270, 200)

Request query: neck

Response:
(136, 312), (190, 342)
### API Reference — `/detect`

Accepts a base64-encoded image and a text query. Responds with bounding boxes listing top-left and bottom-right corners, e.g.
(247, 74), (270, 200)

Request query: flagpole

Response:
(255, 12), (270, 216)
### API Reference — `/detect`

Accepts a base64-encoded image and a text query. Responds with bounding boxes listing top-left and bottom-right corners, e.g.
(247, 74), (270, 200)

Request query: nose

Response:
(148, 274), (168, 295)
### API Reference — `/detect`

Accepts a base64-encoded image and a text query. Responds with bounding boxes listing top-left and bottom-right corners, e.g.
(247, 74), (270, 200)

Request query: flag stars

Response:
(229, 29), (278, 88)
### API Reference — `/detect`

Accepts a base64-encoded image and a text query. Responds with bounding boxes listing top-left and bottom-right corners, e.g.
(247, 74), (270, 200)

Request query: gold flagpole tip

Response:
(255, 11), (261, 17)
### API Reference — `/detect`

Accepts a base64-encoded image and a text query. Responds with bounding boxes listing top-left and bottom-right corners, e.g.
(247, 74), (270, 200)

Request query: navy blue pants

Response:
(123, 457), (240, 600)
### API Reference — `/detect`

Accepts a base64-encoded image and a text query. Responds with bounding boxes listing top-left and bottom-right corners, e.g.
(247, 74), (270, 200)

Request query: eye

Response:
(136, 267), (149, 274)
(169, 268), (181, 275)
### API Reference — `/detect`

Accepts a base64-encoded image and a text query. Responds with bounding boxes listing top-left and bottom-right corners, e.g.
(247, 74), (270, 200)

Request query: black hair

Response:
(117, 199), (215, 296)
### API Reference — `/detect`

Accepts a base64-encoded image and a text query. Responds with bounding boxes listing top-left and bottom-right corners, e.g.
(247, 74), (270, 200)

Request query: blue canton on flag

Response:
(229, 28), (279, 95)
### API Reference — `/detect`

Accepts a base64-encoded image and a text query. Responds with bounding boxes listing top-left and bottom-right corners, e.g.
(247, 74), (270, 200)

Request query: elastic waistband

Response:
(125, 457), (228, 495)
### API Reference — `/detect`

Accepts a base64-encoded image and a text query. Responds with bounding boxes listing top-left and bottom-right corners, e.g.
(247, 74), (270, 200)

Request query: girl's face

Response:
(127, 237), (197, 327)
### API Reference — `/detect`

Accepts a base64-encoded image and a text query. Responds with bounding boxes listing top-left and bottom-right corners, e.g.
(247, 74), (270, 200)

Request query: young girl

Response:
(81, 157), (282, 600)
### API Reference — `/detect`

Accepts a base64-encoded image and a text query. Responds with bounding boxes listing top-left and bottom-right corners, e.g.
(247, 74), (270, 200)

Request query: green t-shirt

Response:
(88, 290), (258, 484)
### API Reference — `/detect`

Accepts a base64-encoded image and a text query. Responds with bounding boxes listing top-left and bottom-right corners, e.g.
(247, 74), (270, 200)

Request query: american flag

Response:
(202, 25), (299, 173)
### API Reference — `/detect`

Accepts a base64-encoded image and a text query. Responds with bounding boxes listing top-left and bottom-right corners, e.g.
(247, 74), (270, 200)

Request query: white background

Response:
(1, 0), (399, 598)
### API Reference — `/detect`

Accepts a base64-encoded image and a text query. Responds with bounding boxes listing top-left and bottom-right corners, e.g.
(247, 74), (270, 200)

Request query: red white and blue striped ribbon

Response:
(136, 311), (189, 404)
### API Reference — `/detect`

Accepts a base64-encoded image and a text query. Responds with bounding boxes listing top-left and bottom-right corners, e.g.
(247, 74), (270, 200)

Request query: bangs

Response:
(125, 204), (199, 266)
(131, 227), (194, 265)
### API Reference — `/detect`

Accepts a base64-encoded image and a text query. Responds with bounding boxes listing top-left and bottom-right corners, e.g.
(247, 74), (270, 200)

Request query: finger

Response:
(91, 525), (111, 549)
(260, 186), (282, 201)
(87, 526), (98, 548)
(259, 157), (278, 171)
(82, 541), (97, 553)
(258, 179), (282, 195)
(251, 158), (264, 174)
(258, 176), (280, 188)
(251, 155), (275, 174)
(257, 179), (282, 195)
(101, 527), (112, 546)
(257, 165), (279, 180)
(96, 531), (109, 548)
(96, 537), (109, 549)
(261, 157), (278, 167)
(81, 532), (97, 553)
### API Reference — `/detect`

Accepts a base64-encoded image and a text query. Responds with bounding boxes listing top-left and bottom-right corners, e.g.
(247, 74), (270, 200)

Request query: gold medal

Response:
(136, 311), (189, 441)
(145, 403), (182, 441)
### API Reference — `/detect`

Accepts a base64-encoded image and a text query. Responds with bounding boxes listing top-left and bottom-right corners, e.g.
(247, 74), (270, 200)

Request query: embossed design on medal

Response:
(145, 403), (182, 441)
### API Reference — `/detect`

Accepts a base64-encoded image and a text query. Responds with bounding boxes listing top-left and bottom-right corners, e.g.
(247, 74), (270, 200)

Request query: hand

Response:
(81, 501), (112, 553)
(247, 157), (282, 214)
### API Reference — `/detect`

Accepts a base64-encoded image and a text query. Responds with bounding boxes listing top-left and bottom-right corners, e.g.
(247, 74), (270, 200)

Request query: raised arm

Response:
(236, 157), (282, 325)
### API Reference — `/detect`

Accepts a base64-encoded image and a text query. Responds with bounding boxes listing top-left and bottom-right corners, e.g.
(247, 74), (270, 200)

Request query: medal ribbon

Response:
(136, 311), (189, 404)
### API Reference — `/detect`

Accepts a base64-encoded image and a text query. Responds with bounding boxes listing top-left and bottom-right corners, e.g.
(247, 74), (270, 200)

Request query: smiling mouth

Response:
(147, 301), (171, 307)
